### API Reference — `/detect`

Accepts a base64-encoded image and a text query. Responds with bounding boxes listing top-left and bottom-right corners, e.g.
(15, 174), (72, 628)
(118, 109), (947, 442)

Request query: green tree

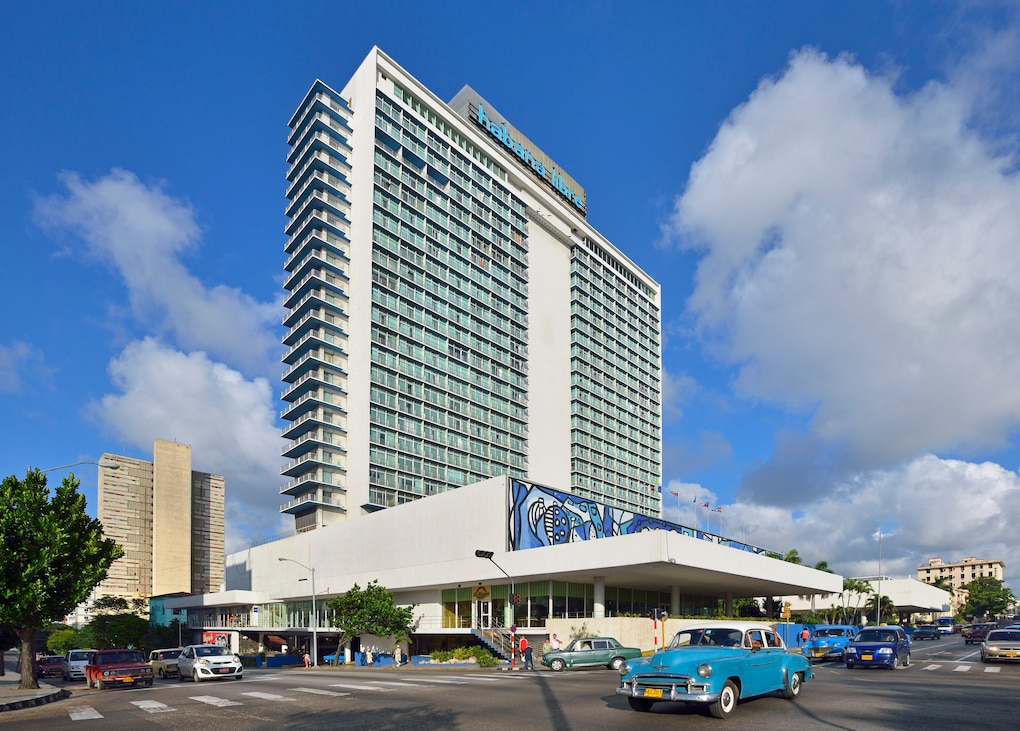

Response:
(864, 593), (895, 624)
(325, 580), (417, 665)
(87, 613), (149, 650)
(0, 470), (123, 689)
(47, 626), (81, 656)
(841, 578), (872, 624)
(783, 549), (803, 564)
(962, 576), (1015, 619)
(813, 560), (833, 573)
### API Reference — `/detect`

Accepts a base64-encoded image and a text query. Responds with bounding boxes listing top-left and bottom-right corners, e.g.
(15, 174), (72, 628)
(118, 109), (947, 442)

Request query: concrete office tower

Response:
(281, 48), (662, 532)
(97, 440), (225, 603)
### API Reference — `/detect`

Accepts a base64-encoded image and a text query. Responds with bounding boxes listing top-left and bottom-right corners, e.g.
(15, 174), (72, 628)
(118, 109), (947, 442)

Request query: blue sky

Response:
(4, 1), (1020, 588)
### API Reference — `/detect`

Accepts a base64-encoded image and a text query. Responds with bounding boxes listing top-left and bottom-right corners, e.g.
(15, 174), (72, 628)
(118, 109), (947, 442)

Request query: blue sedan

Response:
(617, 621), (813, 719)
(844, 626), (911, 669)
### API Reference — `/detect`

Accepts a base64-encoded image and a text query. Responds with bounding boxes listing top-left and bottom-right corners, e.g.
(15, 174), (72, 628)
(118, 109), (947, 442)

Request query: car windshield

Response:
(161, 650), (182, 659)
(68, 651), (93, 661)
(669, 628), (743, 648)
(43, 656), (62, 663)
(815, 629), (846, 637)
(855, 630), (897, 643)
(196, 646), (233, 657)
(988, 631), (1020, 642)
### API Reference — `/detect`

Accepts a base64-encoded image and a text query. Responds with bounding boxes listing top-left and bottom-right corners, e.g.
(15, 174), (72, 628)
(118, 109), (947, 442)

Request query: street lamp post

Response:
(39, 460), (121, 473)
(876, 529), (883, 625)
(278, 557), (317, 667)
(475, 549), (516, 669)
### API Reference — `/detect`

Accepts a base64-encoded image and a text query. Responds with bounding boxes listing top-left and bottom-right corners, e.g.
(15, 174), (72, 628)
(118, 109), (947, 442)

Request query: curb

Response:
(0, 687), (69, 713)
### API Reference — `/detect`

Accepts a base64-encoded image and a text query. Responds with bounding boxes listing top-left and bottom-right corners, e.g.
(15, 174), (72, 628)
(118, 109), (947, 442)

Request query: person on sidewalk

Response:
(522, 642), (535, 670)
(393, 645), (402, 668)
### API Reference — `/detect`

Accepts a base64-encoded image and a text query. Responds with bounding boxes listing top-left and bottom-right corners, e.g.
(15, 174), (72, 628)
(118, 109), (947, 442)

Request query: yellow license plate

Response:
(861, 655), (873, 661)
(1006, 652), (1018, 657)
(643, 688), (663, 698)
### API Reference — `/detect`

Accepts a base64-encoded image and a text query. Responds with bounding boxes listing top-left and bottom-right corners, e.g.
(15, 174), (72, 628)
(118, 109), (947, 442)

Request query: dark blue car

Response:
(844, 626), (911, 669)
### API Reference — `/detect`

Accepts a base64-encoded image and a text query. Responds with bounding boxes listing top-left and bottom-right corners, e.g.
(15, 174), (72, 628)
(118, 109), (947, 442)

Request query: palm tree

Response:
(783, 549), (803, 564)
(864, 593), (895, 625)
(814, 560), (832, 573)
(841, 578), (872, 624)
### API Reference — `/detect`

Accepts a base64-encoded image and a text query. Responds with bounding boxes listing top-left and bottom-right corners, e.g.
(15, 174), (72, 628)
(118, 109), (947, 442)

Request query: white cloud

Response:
(89, 337), (286, 550)
(729, 455), (1020, 587)
(666, 47), (1020, 491)
(34, 169), (281, 376)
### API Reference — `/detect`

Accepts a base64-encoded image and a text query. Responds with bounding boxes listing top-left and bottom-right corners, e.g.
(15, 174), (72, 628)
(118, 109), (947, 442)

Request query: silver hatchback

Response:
(177, 644), (243, 682)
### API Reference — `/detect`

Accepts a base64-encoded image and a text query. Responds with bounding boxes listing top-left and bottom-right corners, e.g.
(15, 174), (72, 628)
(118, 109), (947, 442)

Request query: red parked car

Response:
(84, 649), (154, 689)
(36, 655), (64, 679)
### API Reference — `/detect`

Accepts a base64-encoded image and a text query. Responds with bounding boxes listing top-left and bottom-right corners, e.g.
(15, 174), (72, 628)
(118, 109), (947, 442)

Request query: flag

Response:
(701, 503), (709, 508)
(670, 491), (679, 498)
(714, 507), (723, 513)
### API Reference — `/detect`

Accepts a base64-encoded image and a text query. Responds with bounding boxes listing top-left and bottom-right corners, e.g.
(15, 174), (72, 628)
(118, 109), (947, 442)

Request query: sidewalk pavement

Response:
(0, 657), (68, 713)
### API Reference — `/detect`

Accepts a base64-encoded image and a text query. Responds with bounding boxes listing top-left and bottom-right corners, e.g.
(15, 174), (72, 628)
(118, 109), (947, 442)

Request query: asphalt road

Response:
(3, 635), (1019, 730)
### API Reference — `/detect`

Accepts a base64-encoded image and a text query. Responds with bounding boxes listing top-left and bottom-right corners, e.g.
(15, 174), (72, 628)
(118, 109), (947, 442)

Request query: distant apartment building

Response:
(918, 557), (1005, 590)
(96, 440), (225, 605)
(918, 557), (1005, 616)
(280, 47), (662, 532)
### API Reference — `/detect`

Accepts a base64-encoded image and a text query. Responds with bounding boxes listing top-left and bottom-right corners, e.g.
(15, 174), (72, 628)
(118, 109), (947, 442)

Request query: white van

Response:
(61, 649), (96, 681)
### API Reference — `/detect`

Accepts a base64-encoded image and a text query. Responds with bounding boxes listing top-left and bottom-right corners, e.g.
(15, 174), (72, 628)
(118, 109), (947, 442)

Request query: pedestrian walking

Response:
(303, 651), (311, 668)
(366, 648), (373, 666)
(393, 645), (402, 667)
(799, 627), (810, 646)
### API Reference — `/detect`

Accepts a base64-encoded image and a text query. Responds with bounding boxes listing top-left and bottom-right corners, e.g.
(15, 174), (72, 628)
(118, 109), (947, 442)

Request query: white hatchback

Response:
(177, 644), (243, 682)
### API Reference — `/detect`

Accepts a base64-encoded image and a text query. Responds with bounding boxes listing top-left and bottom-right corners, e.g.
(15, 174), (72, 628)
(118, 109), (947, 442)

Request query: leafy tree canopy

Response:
(962, 576), (1015, 619)
(326, 580), (417, 665)
(87, 613), (149, 650)
(0, 470), (123, 689)
(47, 626), (81, 656)
(783, 549), (803, 564)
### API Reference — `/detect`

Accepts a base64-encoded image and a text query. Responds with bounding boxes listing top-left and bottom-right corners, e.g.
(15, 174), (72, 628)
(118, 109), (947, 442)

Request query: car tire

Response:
(610, 657), (625, 671)
(193, 670), (201, 683)
(550, 658), (566, 672)
(891, 655), (901, 670)
(97, 678), (106, 690)
(904, 654), (910, 668)
(145, 679), (153, 687)
(158, 668), (166, 679)
(845, 661), (854, 669)
(783, 671), (802, 700)
(981, 654), (989, 663)
(628, 697), (654, 712)
(709, 680), (738, 719)
(178, 670), (185, 682)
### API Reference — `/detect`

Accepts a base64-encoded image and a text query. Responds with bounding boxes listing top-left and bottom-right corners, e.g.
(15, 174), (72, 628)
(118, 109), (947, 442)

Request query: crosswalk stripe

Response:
(291, 687), (350, 697)
(190, 695), (242, 707)
(399, 677), (464, 684)
(68, 706), (103, 720)
(130, 699), (176, 713)
(922, 664), (942, 671)
(330, 683), (393, 691)
(242, 691), (295, 701)
(372, 680), (422, 687)
(431, 675), (503, 682)
(984, 666), (1001, 672)
(952, 665), (970, 672)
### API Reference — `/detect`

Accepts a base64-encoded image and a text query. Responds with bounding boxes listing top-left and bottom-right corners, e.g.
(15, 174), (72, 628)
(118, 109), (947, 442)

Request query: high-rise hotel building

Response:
(280, 48), (661, 532)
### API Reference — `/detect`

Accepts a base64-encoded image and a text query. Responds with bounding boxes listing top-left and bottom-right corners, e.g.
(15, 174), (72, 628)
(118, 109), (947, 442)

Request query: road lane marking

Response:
(291, 687), (350, 697)
(400, 677), (464, 684)
(372, 680), (423, 687)
(984, 666), (1001, 672)
(432, 675), (503, 682)
(190, 695), (242, 706)
(952, 665), (971, 672)
(68, 706), (103, 720)
(329, 683), (393, 691)
(130, 700), (176, 713)
(242, 691), (295, 701)
(922, 664), (942, 671)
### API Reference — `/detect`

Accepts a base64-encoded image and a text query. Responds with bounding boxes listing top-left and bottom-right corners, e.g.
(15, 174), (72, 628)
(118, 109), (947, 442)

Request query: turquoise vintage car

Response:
(802, 625), (859, 661)
(617, 621), (812, 719)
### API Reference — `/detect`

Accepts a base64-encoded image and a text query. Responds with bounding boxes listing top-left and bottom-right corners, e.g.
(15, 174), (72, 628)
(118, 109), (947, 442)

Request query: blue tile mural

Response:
(509, 479), (767, 556)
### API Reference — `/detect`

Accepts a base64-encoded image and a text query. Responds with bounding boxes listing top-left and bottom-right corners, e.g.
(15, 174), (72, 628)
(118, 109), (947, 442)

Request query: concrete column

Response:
(671, 585), (681, 616)
(725, 592), (733, 617)
(594, 576), (605, 618)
